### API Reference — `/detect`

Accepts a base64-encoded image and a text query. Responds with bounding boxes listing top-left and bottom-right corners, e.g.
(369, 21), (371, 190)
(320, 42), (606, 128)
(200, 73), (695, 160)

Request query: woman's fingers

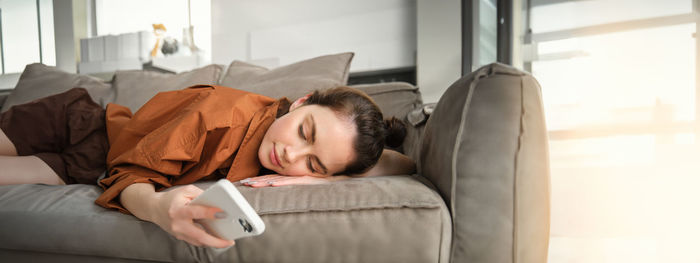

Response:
(153, 185), (237, 248)
(240, 174), (284, 187)
(269, 176), (328, 186)
(182, 222), (236, 248)
(182, 204), (219, 220)
(240, 175), (331, 187)
(176, 204), (236, 248)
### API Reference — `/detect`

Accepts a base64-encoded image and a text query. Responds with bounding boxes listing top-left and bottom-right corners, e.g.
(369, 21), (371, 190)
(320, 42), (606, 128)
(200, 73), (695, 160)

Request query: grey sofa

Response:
(0, 56), (550, 263)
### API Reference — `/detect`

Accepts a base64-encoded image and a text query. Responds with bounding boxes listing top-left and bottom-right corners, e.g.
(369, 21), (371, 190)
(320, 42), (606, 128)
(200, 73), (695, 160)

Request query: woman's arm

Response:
(356, 149), (416, 177)
(120, 183), (236, 248)
(243, 149), (416, 187)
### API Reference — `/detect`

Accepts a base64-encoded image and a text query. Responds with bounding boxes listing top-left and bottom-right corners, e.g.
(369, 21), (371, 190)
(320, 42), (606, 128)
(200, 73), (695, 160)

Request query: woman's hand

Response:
(121, 183), (235, 248)
(151, 185), (236, 248)
(240, 174), (350, 188)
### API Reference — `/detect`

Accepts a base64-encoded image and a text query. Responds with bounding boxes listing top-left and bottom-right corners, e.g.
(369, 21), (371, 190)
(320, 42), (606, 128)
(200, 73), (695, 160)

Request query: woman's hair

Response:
(303, 86), (407, 175)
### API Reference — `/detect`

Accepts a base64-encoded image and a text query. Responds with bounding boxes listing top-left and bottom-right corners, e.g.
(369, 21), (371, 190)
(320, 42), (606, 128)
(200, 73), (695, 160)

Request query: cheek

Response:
(258, 143), (270, 168)
(266, 118), (294, 141)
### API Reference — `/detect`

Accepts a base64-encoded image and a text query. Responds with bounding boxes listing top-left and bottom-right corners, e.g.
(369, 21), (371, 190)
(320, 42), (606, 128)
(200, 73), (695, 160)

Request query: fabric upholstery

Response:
(112, 64), (224, 112)
(351, 82), (422, 121)
(1, 63), (111, 112)
(0, 59), (552, 262)
(352, 82), (424, 156)
(218, 53), (354, 101)
(419, 63), (551, 263)
(0, 175), (451, 263)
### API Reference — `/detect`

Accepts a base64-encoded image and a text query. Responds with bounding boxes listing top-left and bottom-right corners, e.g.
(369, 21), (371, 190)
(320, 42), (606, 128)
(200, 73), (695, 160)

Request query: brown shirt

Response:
(95, 85), (288, 213)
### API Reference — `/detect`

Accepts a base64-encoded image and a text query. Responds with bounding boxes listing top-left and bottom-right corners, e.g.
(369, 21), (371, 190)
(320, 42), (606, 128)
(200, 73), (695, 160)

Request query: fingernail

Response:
(240, 179), (250, 183)
(215, 212), (227, 219)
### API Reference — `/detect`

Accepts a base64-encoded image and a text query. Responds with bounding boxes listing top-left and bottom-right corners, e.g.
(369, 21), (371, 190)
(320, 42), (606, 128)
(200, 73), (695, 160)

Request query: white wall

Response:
(95, 0), (212, 63)
(53, 0), (76, 73)
(210, 0), (463, 103)
(211, 0), (415, 72)
(417, 0), (462, 103)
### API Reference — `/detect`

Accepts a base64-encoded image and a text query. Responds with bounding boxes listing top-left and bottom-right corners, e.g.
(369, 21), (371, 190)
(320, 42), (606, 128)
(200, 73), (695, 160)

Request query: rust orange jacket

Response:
(95, 85), (288, 214)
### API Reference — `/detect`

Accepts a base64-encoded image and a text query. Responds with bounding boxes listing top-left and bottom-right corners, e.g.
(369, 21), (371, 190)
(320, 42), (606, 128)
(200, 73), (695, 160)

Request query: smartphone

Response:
(190, 179), (265, 240)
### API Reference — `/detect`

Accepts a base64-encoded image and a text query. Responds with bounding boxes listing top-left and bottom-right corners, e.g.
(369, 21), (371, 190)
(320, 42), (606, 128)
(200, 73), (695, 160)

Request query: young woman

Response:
(0, 85), (415, 248)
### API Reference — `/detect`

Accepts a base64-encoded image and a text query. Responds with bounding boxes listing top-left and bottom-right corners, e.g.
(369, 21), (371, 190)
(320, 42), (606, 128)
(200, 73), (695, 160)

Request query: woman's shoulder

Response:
(206, 85), (278, 105)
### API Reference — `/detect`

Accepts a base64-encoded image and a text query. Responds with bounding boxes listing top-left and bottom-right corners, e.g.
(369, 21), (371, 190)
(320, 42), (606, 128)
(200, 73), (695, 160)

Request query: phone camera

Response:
(239, 218), (253, 233)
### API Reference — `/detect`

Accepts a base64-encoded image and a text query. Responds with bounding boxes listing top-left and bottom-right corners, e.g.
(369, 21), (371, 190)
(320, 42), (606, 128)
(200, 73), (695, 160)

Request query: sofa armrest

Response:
(419, 63), (550, 263)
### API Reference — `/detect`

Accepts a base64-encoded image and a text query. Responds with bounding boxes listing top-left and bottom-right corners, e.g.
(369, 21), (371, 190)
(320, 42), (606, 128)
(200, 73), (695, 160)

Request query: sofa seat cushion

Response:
(0, 175), (451, 263)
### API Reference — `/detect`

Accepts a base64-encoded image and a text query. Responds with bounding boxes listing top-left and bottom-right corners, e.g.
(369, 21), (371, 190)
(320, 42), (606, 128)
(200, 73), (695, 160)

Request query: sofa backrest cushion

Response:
(218, 52), (353, 101)
(112, 64), (224, 112)
(1, 63), (111, 112)
(351, 82), (422, 121)
(419, 63), (550, 263)
(351, 82), (423, 156)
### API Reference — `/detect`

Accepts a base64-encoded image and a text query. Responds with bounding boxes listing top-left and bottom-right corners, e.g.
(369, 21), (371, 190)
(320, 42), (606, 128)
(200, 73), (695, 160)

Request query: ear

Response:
(290, 93), (312, 111)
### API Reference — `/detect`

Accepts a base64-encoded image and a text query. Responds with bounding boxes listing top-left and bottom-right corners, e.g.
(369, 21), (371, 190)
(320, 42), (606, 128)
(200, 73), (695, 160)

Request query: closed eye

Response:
(298, 124), (306, 140)
(299, 124), (316, 173)
(306, 158), (316, 173)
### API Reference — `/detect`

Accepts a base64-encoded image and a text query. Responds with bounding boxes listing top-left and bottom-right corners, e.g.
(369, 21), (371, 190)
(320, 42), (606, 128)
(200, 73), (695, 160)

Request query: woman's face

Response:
(258, 104), (356, 177)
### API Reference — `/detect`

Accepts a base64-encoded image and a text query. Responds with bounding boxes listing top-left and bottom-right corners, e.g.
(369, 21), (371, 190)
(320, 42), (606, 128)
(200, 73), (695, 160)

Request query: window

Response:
(0, 0), (55, 74)
(522, 0), (700, 262)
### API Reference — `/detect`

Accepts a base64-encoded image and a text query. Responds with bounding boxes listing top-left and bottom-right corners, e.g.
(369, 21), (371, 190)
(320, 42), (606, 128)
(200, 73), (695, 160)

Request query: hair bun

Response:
(384, 117), (407, 148)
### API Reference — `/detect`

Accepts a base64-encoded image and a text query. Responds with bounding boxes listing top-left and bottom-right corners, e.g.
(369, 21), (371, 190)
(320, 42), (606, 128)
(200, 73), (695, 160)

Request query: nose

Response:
(283, 145), (311, 164)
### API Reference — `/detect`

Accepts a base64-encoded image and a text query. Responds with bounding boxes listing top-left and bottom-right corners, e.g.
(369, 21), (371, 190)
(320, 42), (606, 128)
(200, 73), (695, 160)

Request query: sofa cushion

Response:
(351, 82), (422, 121)
(0, 175), (450, 263)
(351, 82), (424, 156)
(112, 64), (224, 112)
(1, 63), (112, 112)
(219, 52), (354, 101)
(419, 63), (550, 263)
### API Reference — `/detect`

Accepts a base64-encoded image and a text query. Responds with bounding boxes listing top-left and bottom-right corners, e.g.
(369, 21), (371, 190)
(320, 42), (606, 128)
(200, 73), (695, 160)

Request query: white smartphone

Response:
(190, 179), (265, 240)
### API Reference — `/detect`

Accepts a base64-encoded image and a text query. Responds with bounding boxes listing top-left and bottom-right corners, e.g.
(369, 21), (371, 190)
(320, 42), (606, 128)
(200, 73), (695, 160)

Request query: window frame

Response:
(522, 2), (700, 141)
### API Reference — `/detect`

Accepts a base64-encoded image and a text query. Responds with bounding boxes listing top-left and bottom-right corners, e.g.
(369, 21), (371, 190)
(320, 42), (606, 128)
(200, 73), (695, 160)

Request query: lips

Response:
(270, 143), (281, 168)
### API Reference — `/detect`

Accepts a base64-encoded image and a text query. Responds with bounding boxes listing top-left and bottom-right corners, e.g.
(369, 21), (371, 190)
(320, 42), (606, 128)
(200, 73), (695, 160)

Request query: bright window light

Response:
(528, 2), (700, 262)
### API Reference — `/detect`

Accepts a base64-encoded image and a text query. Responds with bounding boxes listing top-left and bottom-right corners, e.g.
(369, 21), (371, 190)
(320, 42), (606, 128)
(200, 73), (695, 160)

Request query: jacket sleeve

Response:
(94, 165), (172, 214)
(95, 87), (214, 214)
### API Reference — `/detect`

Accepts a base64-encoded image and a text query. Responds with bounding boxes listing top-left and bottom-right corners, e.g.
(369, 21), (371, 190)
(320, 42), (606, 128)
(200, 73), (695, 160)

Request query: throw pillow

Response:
(1, 63), (112, 112)
(218, 52), (354, 100)
(112, 64), (224, 112)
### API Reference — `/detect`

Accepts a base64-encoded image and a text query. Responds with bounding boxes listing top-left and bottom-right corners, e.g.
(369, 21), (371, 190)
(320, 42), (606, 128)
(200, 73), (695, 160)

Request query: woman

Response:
(0, 85), (415, 248)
